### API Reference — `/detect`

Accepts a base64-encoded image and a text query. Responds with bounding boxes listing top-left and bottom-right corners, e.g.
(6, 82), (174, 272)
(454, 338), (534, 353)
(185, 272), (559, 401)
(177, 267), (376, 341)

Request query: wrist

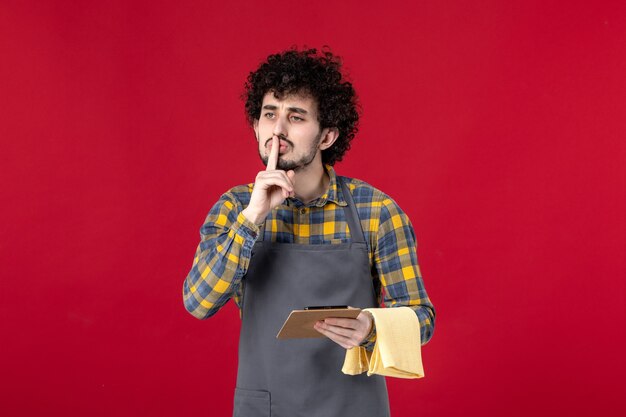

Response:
(361, 311), (376, 344)
(242, 207), (266, 226)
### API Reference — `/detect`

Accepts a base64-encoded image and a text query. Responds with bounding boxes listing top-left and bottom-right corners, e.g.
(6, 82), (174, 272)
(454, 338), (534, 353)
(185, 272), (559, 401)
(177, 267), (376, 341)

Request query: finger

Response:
(286, 170), (296, 197)
(266, 135), (279, 171)
(321, 318), (370, 345)
(314, 323), (353, 349)
(320, 323), (355, 338)
(317, 320), (359, 339)
(258, 171), (294, 184)
(323, 317), (359, 329)
(256, 173), (294, 193)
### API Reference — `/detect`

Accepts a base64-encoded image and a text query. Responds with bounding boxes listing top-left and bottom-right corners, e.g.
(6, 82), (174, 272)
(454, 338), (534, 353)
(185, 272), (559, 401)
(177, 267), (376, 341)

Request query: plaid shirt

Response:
(183, 165), (435, 346)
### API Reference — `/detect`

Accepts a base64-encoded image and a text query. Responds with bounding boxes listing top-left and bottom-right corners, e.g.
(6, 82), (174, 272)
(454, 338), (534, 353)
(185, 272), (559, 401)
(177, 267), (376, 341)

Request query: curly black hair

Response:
(243, 47), (360, 166)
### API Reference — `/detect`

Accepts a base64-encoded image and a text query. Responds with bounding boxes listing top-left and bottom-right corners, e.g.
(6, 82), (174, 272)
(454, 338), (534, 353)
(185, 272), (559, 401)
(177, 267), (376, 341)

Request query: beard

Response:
(258, 130), (323, 171)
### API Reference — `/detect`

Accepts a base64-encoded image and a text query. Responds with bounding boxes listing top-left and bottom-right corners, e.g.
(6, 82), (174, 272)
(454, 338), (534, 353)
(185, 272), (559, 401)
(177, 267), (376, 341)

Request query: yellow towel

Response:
(342, 307), (424, 379)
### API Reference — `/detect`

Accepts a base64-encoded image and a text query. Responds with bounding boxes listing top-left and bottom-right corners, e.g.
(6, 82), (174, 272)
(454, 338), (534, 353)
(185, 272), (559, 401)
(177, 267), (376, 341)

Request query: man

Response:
(183, 47), (435, 417)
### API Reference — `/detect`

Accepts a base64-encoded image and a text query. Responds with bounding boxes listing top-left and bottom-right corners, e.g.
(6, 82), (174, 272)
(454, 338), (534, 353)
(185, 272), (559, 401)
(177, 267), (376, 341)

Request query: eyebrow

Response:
(262, 104), (309, 115)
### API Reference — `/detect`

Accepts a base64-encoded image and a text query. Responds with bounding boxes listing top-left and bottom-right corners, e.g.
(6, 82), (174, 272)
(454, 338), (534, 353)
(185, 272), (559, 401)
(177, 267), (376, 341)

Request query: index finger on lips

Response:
(266, 135), (279, 171)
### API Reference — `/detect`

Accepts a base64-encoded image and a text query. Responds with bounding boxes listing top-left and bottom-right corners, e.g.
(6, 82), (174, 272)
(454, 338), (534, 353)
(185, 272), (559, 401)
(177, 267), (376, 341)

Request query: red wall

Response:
(1, 1), (625, 416)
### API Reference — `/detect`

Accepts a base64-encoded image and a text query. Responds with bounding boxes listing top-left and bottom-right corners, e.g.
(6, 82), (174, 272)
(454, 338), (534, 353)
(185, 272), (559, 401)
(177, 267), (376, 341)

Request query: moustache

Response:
(265, 134), (294, 148)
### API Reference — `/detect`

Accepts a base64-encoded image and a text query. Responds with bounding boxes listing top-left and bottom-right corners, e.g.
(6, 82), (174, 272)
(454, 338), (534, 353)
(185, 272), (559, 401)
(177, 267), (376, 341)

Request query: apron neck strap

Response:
(338, 176), (367, 244)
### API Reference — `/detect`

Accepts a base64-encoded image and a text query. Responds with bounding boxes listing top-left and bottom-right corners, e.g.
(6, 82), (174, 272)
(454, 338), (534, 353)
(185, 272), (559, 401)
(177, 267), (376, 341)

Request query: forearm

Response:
(359, 301), (434, 351)
(379, 273), (436, 345)
(374, 196), (436, 346)
(183, 210), (260, 319)
(399, 301), (435, 345)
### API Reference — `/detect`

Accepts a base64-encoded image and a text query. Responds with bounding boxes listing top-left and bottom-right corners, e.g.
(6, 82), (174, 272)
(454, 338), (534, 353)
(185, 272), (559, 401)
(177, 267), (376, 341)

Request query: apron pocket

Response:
(233, 388), (271, 417)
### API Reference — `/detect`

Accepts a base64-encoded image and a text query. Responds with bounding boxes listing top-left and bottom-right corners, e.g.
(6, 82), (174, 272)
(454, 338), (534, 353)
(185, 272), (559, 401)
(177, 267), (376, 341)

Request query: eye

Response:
(291, 116), (304, 122)
(263, 112), (275, 119)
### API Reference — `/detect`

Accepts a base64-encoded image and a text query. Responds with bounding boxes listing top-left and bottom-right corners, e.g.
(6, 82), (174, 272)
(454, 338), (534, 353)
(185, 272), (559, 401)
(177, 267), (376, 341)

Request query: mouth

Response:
(267, 138), (290, 154)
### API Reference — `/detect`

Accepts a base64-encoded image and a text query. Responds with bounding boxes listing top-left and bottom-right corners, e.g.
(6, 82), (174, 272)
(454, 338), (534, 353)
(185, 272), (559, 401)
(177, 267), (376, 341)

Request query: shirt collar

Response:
(310, 164), (348, 207)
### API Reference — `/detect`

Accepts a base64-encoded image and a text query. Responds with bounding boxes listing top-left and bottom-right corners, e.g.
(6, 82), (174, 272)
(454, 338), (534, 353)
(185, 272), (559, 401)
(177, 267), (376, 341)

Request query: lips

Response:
(268, 140), (289, 153)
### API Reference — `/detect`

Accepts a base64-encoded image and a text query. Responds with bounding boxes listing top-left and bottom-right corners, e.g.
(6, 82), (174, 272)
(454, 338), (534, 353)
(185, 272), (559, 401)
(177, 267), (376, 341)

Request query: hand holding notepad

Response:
(276, 307), (361, 339)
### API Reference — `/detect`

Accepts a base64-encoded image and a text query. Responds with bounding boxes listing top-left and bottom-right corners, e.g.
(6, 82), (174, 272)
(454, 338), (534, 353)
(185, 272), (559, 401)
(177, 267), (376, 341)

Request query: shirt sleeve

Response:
(366, 195), (436, 348)
(182, 191), (260, 319)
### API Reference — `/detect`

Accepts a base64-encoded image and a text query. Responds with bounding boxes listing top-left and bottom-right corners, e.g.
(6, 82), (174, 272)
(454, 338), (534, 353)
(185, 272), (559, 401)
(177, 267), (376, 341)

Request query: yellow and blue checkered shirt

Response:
(183, 165), (435, 345)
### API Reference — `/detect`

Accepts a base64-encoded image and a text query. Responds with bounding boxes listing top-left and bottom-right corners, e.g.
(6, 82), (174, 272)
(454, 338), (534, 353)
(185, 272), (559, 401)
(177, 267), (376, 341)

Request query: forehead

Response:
(261, 91), (319, 114)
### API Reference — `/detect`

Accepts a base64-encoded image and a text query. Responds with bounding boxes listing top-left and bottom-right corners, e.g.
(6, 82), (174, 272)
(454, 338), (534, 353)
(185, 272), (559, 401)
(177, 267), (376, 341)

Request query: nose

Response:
(272, 114), (288, 139)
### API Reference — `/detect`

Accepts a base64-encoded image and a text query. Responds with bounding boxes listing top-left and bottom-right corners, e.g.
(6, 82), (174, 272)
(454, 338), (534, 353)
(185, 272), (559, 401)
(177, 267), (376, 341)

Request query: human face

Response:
(254, 91), (326, 172)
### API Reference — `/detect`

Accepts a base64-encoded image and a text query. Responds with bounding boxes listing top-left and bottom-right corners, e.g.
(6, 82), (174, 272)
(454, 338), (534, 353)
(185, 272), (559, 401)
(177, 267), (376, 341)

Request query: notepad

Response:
(276, 307), (362, 339)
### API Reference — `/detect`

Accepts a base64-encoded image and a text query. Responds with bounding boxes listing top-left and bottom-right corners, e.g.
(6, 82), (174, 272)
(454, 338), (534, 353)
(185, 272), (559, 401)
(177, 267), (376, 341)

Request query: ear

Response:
(253, 119), (259, 142)
(318, 127), (339, 150)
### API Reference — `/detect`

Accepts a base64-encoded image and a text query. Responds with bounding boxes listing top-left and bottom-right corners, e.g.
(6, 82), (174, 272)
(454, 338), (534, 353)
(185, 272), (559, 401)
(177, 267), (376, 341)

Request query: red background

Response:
(1, 1), (625, 416)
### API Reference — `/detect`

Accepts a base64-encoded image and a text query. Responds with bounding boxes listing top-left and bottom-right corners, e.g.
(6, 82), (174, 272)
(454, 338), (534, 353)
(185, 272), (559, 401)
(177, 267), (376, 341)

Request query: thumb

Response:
(286, 170), (296, 197)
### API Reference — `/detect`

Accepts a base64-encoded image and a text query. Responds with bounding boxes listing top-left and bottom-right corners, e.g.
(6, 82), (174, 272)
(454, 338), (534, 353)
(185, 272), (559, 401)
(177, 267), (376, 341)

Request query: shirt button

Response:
(299, 208), (307, 214)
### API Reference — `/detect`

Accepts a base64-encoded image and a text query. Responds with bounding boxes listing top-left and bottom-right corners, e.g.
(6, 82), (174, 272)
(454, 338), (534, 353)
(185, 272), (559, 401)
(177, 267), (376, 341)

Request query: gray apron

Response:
(233, 177), (390, 417)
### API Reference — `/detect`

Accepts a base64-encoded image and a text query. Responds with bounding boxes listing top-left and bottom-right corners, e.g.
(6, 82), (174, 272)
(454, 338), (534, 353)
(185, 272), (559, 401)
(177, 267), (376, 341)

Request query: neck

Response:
(293, 160), (329, 205)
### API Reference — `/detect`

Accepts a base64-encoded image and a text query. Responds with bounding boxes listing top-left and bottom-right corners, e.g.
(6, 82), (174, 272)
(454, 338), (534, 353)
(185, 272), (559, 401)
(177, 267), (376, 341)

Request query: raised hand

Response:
(242, 135), (296, 225)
